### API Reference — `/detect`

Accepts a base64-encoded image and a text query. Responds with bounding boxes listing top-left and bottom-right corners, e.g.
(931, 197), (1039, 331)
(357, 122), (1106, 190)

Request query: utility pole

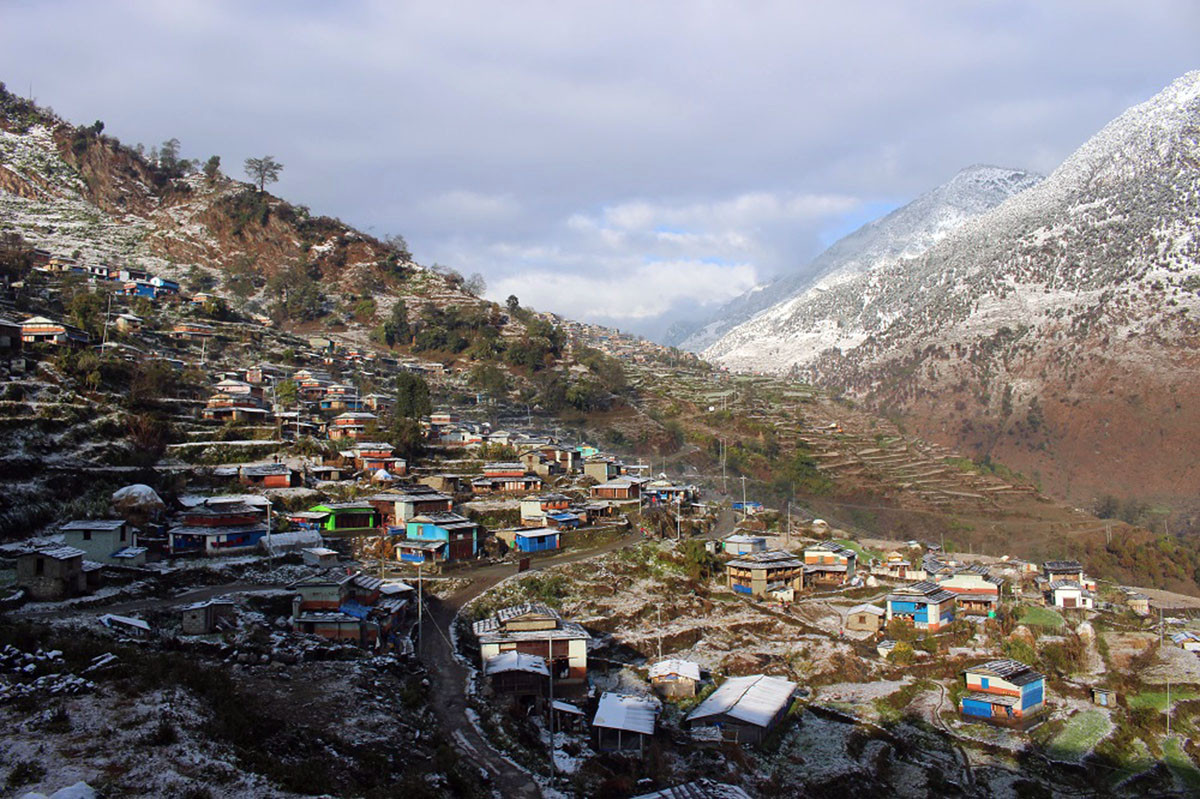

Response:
(100, 290), (113, 348)
(417, 559), (423, 655)
(657, 606), (663, 659)
(740, 476), (748, 521)
(786, 501), (791, 546)
(547, 633), (555, 787)
(1167, 678), (1172, 738)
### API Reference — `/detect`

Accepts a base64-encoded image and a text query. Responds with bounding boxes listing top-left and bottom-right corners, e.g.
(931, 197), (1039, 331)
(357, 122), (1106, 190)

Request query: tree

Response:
(506, 295), (520, 314)
(274, 379), (299, 408)
(244, 155), (283, 193)
(394, 372), (432, 420)
(464, 272), (487, 297)
(389, 416), (424, 461)
(378, 300), (411, 347)
(159, 138), (182, 173)
(203, 155), (221, 181)
(0, 231), (33, 285)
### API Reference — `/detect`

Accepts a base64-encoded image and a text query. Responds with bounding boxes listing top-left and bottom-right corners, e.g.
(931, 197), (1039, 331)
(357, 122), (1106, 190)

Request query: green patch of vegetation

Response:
(1018, 605), (1065, 629)
(1163, 734), (1200, 791)
(1044, 709), (1110, 761)
(1127, 688), (1200, 711)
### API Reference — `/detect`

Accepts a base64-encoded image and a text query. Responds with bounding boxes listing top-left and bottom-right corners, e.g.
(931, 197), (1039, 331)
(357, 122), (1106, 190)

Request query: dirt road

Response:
(416, 530), (643, 798)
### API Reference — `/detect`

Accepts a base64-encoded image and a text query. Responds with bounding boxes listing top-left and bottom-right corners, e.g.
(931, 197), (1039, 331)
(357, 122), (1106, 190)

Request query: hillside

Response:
(668, 164), (1041, 351)
(705, 71), (1200, 521)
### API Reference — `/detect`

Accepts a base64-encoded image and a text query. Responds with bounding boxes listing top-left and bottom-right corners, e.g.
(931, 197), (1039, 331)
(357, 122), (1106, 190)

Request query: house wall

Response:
(16, 556), (85, 600)
(63, 528), (129, 563)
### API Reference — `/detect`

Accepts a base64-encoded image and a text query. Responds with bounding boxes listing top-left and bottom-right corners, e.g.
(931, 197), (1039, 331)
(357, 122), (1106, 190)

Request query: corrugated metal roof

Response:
(687, 674), (796, 728)
(593, 692), (660, 735)
(485, 651), (550, 677)
(648, 658), (701, 682)
(632, 780), (753, 799)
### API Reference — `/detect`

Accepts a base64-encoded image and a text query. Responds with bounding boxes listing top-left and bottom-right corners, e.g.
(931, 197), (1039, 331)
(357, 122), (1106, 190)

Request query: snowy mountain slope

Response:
(667, 164), (1041, 351)
(715, 71), (1200, 506)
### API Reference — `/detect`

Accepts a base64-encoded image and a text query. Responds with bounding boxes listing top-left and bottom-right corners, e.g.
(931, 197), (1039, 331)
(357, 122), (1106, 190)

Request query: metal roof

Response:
(632, 780), (753, 799)
(60, 519), (126, 532)
(1043, 560), (1083, 572)
(593, 692), (660, 735)
(964, 691), (1018, 707)
(484, 651), (550, 677)
(30, 545), (87, 560)
(966, 659), (1044, 686)
(648, 659), (701, 682)
(847, 603), (886, 616)
(887, 580), (956, 604)
(687, 674), (796, 728)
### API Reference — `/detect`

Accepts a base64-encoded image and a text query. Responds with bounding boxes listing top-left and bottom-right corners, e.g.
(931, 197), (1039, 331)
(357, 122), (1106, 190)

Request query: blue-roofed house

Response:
(886, 580), (956, 631)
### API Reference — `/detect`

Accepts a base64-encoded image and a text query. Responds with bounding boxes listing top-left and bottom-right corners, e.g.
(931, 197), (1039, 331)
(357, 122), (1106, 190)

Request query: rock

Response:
(865, 575), (879, 588)
(111, 484), (165, 514)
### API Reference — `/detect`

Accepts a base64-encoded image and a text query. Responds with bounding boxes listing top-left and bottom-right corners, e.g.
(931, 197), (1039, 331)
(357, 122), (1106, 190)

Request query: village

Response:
(2, 251), (1200, 797)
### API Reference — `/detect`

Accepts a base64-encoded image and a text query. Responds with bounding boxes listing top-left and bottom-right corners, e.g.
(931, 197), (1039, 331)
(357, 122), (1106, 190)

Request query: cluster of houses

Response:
(33, 251), (182, 300)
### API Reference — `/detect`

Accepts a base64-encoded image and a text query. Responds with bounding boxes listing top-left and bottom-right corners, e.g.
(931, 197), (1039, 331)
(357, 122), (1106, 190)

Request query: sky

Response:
(2, 1), (1198, 340)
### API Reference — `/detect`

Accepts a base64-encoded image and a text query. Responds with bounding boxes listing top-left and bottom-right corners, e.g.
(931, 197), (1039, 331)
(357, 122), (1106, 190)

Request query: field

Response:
(1164, 735), (1200, 791)
(1126, 687), (1200, 710)
(1018, 605), (1065, 629)
(1044, 709), (1111, 761)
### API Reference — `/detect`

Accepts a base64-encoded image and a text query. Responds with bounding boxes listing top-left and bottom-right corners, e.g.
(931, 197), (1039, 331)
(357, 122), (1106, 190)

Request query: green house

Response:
(308, 502), (380, 535)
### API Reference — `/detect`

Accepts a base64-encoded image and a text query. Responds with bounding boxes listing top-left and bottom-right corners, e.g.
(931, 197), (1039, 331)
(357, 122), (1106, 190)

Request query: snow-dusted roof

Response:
(722, 534), (765, 544)
(515, 528), (559, 539)
(632, 779), (753, 799)
(686, 675), (796, 728)
(60, 519), (126, 532)
(99, 614), (150, 632)
(552, 700), (585, 715)
(649, 658), (701, 682)
(593, 692), (660, 735)
(484, 651), (550, 677)
(847, 603), (885, 617)
(32, 545), (87, 560)
(966, 659), (1043, 686)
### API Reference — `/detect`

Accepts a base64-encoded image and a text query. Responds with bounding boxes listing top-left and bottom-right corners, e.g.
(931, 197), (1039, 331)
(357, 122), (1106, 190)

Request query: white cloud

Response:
(423, 190), (521, 223)
(491, 259), (758, 320)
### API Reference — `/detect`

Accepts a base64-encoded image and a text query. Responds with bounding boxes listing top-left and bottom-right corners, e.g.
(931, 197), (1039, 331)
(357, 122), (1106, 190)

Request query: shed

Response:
(845, 603), (886, 633)
(484, 651), (550, 700)
(648, 658), (702, 699)
(686, 674), (796, 745)
(180, 598), (236, 635)
(593, 692), (661, 754)
(302, 547), (340, 567)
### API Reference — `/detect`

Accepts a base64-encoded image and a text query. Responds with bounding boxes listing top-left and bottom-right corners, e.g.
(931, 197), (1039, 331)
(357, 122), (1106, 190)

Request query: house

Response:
(722, 534), (766, 556)
(113, 313), (142, 333)
(959, 659), (1045, 727)
(726, 550), (805, 598)
(633, 780), (752, 799)
(169, 498), (268, 556)
(642, 480), (697, 507)
(60, 519), (146, 565)
(1092, 687), (1116, 707)
(1126, 593), (1151, 616)
(593, 693), (660, 754)
(472, 603), (589, 691)
(936, 566), (1003, 615)
(1042, 560), (1097, 592)
(0, 316), (22, 355)
(307, 502), (381, 537)
(1048, 581), (1094, 610)
(519, 493), (571, 524)
(328, 412), (378, 440)
(15, 546), (90, 600)
(1171, 631), (1200, 652)
(212, 378), (266, 407)
(290, 571), (412, 648)
(399, 512), (481, 562)
(418, 474), (463, 494)
(483, 651), (550, 700)
(302, 547), (339, 567)
(20, 316), (90, 347)
(170, 321), (216, 340)
(872, 551), (923, 581)
(686, 674), (797, 745)
(886, 581), (956, 631)
(180, 598), (236, 634)
(369, 488), (453, 527)
(472, 463), (543, 494)
(590, 478), (641, 501)
(648, 658), (701, 699)
(583, 458), (621, 483)
(845, 603), (886, 633)
(238, 463), (298, 488)
(346, 442), (406, 475)
(507, 527), (561, 553)
(802, 542), (857, 586)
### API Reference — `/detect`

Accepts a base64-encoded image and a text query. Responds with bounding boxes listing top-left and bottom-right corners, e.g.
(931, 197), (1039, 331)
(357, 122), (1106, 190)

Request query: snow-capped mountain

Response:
(666, 164), (1042, 351)
(712, 71), (1200, 506)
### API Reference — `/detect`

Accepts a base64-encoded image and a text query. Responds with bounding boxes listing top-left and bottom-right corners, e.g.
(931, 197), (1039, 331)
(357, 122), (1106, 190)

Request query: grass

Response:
(1163, 734), (1200, 791)
(833, 538), (883, 562)
(1018, 605), (1065, 630)
(1127, 688), (1200, 711)
(1044, 709), (1111, 761)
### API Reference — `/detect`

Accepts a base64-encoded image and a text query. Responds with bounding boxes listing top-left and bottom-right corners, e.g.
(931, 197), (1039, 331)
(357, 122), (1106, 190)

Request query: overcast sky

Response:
(2, 1), (1198, 339)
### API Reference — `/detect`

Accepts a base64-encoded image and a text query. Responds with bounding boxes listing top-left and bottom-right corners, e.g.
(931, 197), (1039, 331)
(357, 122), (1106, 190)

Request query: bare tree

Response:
(464, 272), (487, 297)
(244, 155), (283, 193)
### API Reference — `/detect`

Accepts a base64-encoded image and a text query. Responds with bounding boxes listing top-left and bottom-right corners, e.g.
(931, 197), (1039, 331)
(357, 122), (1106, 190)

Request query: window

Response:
(35, 558), (44, 575)
(980, 677), (989, 690)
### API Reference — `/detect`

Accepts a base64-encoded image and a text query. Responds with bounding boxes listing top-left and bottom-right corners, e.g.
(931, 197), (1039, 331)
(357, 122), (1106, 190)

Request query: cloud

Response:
(491, 259), (759, 320)
(1, 1), (1198, 337)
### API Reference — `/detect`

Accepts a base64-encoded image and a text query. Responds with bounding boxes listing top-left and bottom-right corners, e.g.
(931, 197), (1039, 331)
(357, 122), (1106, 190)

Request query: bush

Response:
(6, 759), (46, 788)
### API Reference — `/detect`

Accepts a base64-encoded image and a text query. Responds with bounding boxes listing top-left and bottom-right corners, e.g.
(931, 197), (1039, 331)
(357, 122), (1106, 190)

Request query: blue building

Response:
(885, 581), (956, 631)
(513, 528), (560, 553)
(400, 512), (480, 562)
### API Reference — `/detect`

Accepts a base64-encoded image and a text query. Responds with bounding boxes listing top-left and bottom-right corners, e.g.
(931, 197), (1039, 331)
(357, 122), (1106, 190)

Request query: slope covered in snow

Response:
(712, 71), (1200, 507)
(668, 164), (1041, 351)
